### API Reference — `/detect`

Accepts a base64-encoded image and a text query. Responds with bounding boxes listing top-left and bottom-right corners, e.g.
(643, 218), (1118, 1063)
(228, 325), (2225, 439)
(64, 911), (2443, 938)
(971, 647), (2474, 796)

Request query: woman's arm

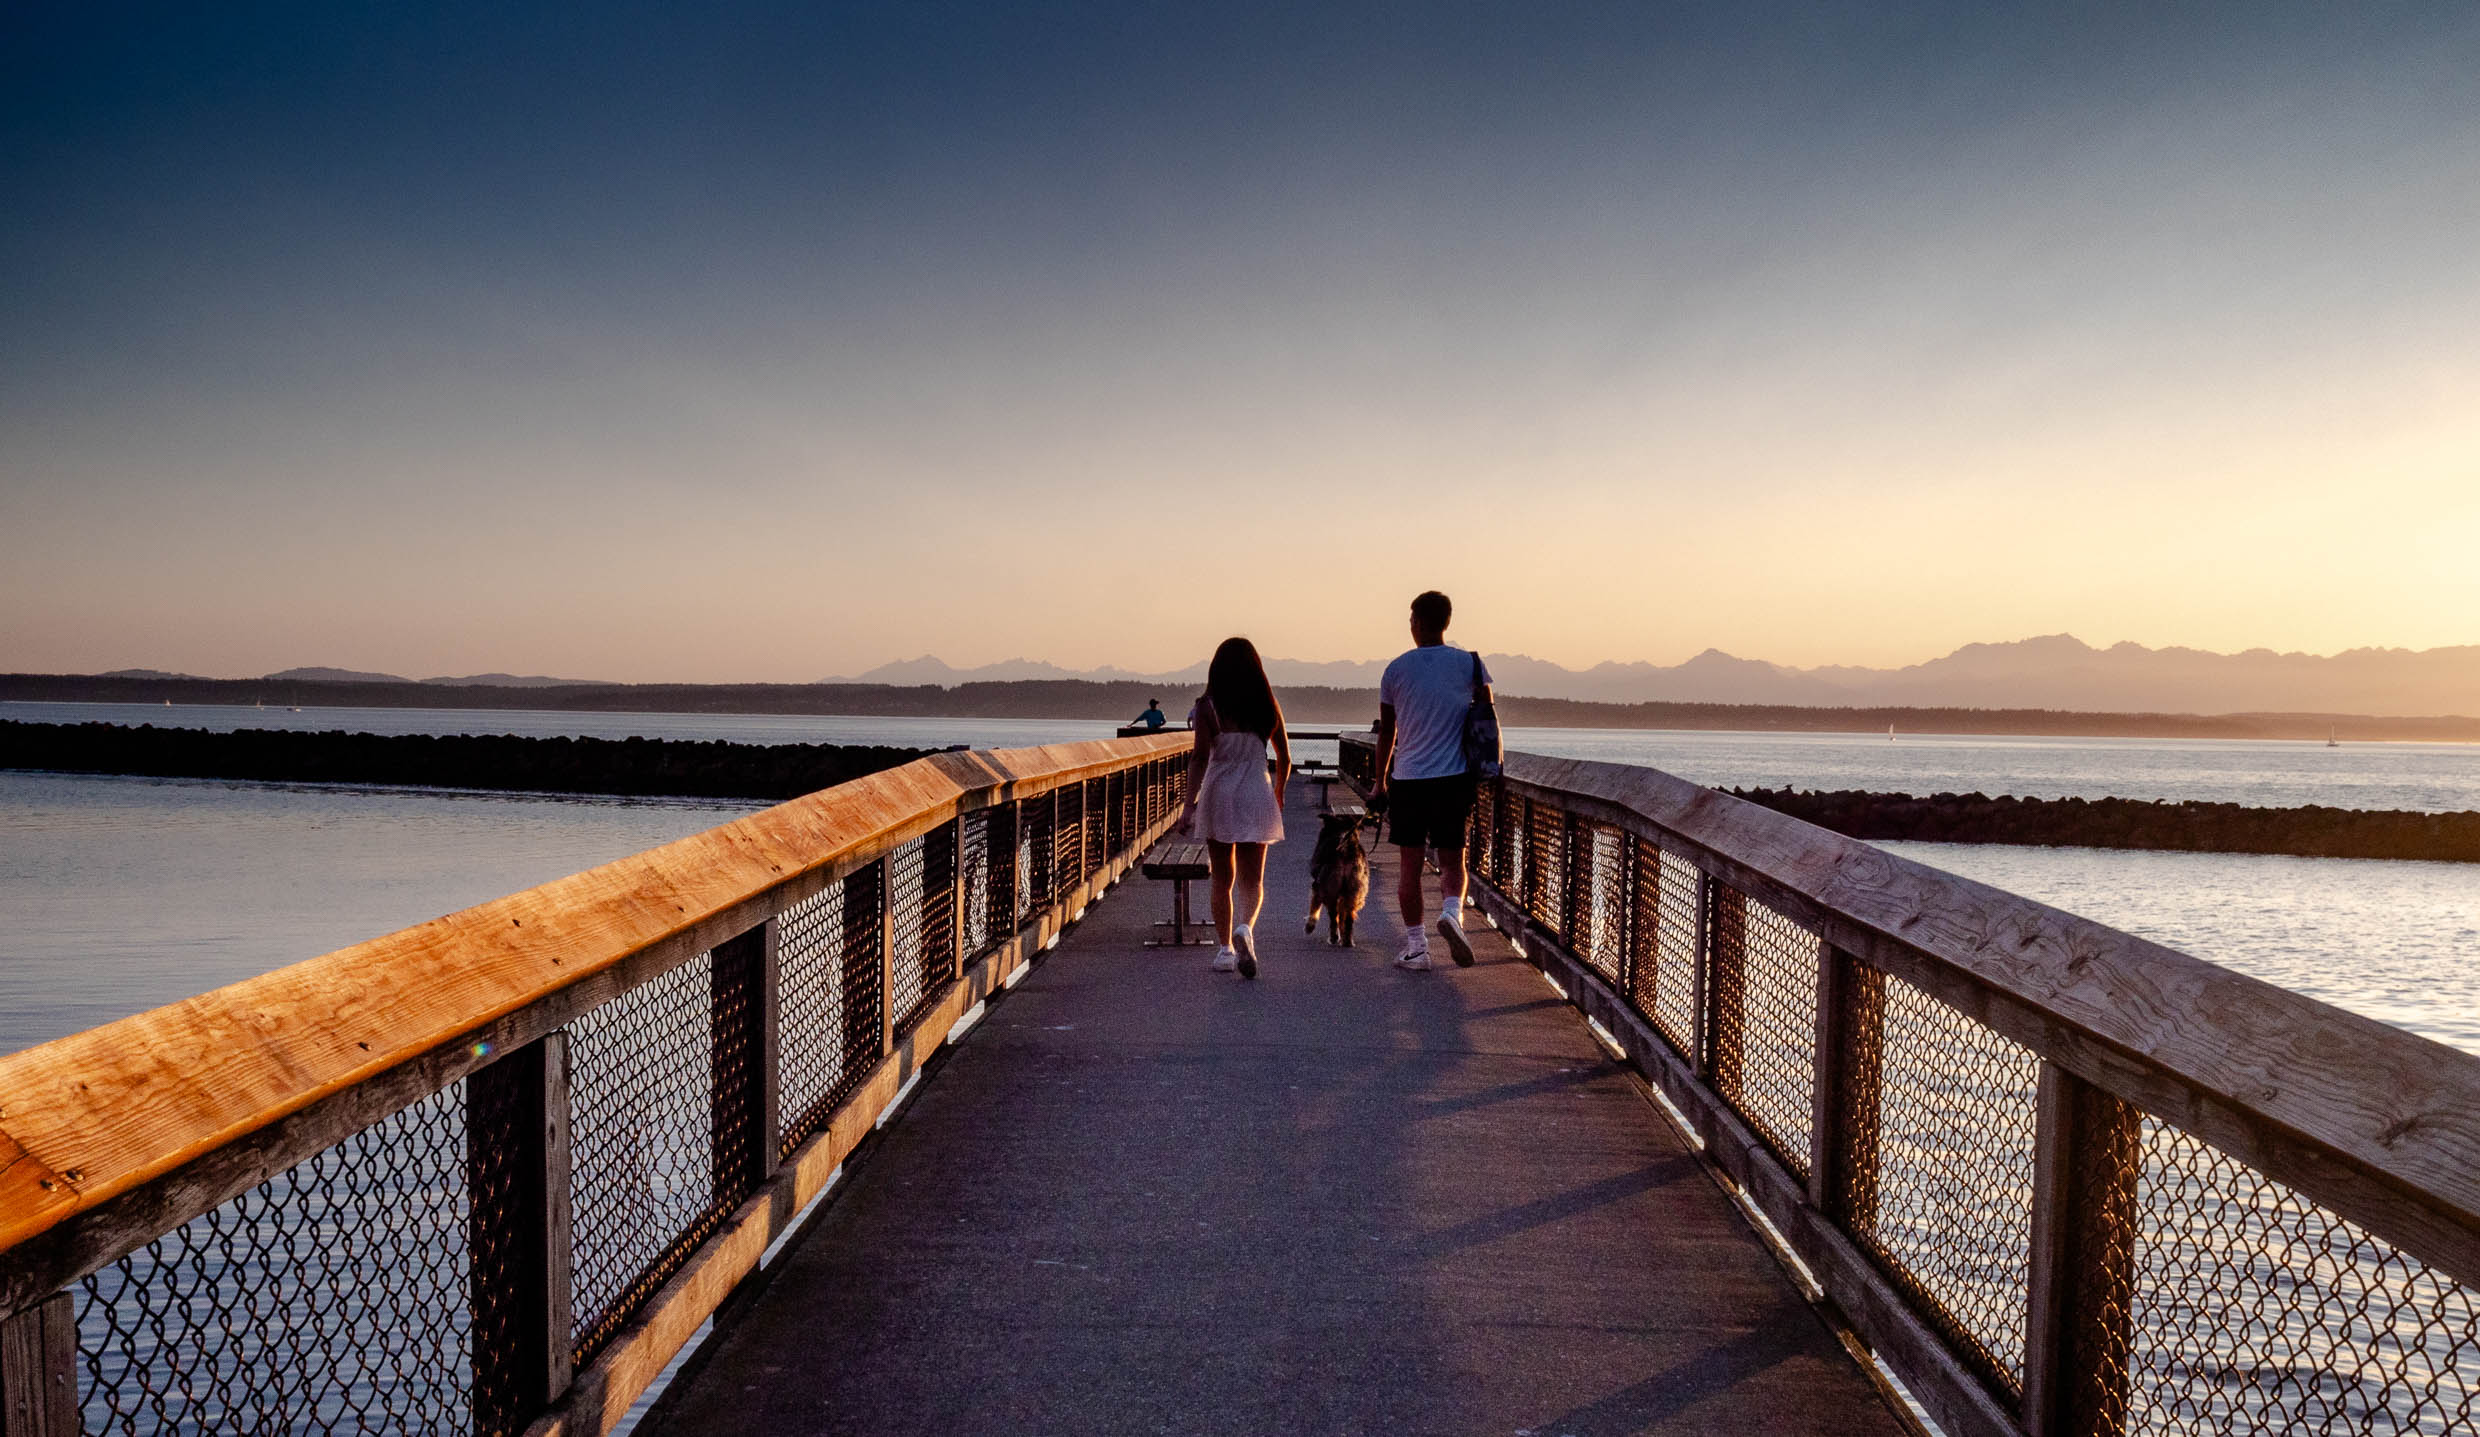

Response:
(1179, 699), (1215, 830)
(1268, 697), (1291, 807)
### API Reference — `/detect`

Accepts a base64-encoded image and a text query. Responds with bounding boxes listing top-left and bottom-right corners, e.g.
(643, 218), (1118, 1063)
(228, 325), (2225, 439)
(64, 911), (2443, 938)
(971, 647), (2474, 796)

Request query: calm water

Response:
(0, 771), (760, 1053)
(1878, 841), (2480, 1057)
(3, 708), (2475, 1056)
(12, 700), (2476, 810)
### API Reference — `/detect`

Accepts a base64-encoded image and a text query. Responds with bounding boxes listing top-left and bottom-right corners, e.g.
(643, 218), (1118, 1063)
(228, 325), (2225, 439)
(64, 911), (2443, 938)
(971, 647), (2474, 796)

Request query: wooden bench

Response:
(1139, 838), (1214, 947)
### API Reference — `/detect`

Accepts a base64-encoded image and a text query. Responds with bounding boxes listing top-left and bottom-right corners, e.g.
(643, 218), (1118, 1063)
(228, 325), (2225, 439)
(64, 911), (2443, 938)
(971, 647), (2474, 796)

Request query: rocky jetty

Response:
(1731, 787), (2480, 864)
(0, 721), (926, 802)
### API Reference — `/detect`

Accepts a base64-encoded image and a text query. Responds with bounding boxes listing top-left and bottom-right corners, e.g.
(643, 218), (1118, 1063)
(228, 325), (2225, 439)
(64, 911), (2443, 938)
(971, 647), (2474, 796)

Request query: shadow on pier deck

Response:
(643, 782), (1905, 1436)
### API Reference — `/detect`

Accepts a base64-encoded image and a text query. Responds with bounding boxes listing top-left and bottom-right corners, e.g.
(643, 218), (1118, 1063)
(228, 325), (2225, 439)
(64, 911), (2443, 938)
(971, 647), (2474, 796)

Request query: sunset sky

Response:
(4, 3), (2476, 682)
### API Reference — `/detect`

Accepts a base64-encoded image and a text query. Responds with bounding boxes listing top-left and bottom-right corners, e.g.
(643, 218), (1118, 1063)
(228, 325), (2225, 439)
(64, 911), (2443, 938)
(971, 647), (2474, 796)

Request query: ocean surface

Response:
(3, 706), (2474, 1056)
(10, 699), (2478, 810)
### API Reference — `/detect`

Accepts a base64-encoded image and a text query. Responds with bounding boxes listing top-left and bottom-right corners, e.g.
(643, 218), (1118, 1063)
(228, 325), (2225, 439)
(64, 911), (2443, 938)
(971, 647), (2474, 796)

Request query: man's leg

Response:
(1389, 781), (1434, 967)
(1395, 841), (1426, 927)
(1430, 783), (1476, 966)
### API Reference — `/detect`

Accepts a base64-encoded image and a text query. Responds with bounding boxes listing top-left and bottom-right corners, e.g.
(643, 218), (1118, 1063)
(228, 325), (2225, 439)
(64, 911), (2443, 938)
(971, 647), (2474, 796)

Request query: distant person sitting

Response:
(1134, 698), (1170, 730)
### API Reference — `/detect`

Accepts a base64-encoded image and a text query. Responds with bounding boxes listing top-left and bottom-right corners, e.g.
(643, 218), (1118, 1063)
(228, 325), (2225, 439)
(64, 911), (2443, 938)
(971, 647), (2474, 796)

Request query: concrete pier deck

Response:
(645, 782), (1907, 1436)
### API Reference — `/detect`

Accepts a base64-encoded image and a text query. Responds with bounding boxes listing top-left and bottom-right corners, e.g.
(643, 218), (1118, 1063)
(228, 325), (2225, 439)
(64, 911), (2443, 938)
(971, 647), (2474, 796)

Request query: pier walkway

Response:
(5, 732), (2475, 1437)
(646, 781), (1902, 1435)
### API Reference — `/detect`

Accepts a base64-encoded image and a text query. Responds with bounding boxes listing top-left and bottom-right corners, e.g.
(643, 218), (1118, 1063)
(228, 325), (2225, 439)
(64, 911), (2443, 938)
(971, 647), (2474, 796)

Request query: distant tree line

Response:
(5, 672), (2476, 741)
(1732, 787), (2480, 864)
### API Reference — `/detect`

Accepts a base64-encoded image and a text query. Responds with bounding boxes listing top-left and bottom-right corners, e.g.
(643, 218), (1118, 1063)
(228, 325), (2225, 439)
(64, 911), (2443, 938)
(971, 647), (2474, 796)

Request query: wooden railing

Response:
(0, 736), (1190, 1437)
(1337, 737), (2480, 1437)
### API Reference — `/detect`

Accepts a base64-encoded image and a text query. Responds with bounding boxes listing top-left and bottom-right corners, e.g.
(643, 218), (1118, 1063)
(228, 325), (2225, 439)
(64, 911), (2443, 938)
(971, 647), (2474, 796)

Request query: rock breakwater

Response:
(0, 721), (927, 801)
(1731, 787), (2480, 863)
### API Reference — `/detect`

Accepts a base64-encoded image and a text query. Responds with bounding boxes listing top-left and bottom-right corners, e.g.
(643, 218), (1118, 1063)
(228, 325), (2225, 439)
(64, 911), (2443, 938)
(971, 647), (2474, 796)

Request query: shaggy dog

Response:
(1304, 811), (1371, 947)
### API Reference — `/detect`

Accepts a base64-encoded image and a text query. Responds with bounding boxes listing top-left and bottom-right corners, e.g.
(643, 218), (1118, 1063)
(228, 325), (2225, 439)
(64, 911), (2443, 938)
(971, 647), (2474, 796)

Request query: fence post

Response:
(1809, 948), (1885, 1216)
(1703, 877), (1745, 1085)
(1612, 831), (1638, 996)
(2023, 1062), (2143, 1437)
(711, 920), (779, 1195)
(0, 1291), (75, 1437)
(467, 1031), (573, 1433)
(989, 801), (1018, 940)
(839, 864), (885, 1076)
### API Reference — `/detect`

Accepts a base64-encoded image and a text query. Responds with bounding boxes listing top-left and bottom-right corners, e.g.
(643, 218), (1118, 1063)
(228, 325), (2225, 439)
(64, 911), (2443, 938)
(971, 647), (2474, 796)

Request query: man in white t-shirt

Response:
(1373, 590), (1490, 971)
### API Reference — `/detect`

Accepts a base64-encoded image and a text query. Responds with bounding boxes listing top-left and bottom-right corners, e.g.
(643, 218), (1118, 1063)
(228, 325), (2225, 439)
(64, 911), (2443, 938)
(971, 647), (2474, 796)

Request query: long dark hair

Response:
(1204, 636), (1279, 739)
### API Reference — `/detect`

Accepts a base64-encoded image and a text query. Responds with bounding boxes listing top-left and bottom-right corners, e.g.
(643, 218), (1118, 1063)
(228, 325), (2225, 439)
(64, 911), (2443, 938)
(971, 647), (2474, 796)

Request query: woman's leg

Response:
(1234, 842), (1268, 931)
(1208, 841), (1236, 947)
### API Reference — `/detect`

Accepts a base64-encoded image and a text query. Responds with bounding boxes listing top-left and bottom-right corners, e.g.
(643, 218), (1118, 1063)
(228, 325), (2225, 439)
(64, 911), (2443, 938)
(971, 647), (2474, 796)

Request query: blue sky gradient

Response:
(5, 3), (2476, 679)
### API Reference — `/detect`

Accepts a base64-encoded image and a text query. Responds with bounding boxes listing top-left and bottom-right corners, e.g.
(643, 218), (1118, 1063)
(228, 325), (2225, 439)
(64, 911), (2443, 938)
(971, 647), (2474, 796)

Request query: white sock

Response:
(1399, 928), (1427, 955)
(1234, 921), (1252, 939)
(1440, 897), (1463, 925)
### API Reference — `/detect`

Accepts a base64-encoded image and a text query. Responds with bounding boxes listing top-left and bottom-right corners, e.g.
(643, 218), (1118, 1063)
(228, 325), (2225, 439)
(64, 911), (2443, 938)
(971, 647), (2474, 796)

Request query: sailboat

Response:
(1887, 724), (1896, 742)
(2327, 726), (2340, 748)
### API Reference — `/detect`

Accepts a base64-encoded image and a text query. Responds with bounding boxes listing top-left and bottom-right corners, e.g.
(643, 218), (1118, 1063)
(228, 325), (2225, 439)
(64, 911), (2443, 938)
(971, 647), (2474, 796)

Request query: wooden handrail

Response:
(1337, 733), (2480, 1437)
(0, 735), (1187, 1263)
(1479, 750), (2480, 1284)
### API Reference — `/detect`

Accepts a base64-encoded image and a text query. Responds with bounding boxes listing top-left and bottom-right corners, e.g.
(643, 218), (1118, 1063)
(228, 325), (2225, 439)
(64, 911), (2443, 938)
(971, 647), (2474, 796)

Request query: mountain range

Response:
(828, 635), (2480, 718)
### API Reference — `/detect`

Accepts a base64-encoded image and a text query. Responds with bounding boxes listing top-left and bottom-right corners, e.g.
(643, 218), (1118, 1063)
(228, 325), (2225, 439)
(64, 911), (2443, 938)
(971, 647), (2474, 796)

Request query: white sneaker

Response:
(1233, 925), (1258, 980)
(1211, 947), (1239, 973)
(1395, 932), (1431, 971)
(1437, 913), (1474, 968)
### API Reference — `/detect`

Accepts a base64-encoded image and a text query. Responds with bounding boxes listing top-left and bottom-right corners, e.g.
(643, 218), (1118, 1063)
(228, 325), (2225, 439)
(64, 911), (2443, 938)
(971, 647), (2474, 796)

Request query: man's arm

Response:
(1372, 703), (1395, 795)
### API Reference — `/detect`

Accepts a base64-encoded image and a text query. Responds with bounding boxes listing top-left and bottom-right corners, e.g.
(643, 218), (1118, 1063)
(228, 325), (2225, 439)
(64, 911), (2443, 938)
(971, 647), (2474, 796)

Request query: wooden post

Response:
(2023, 1062), (2144, 1437)
(1613, 831), (1639, 997)
(710, 920), (778, 1195)
(1704, 877), (1744, 1086)
(838, 864), (884, 1075)
(1686, 878), (1726, 1082)
(950, 815), (972, 966)
(467, 1031), (573, 1430)
(1810, 948), (1885, 1216)
(990, 801), (1018, 938)
(1561, 814), (1587, 953)
(0, 1292), (75, 1437)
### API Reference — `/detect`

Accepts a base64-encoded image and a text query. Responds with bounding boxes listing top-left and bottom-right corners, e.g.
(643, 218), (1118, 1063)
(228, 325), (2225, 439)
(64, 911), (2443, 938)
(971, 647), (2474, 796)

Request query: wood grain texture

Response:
(0, 1292), (74, 1437)
(1495, 752), (2480, 1285)
(0, 736), (1186, 1265)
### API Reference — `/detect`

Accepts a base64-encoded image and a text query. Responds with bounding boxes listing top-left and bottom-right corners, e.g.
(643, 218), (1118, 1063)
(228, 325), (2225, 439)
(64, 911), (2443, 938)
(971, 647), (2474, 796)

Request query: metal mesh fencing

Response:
(1020, 795), (1050, 925)
(1708, 885), (1820, 1177)
(2125, 1119), (2479, 1436)
(962, 806), (995, 957)
(1840, 967), (2042, 1389)
(567, 952), (727, 1365)
(885, 833), (952, 1035)
(1628, 844), (1700, 1058)
(777, 866), (884, 1156)
(1469, 779), (1495, 878)
(1572, 824), (1628, 987)
(1084, 778), (1107, 883)
(76, 1083), (472, 1436)
(1525, 800), (1566, 931)
(1052, 785), (1083, 904)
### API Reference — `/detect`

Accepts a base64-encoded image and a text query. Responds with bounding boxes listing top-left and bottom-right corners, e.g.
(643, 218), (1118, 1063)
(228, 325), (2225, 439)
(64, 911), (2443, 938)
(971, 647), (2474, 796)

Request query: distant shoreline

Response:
(12, 718), (2477, 862)
(4, 673), (2476, 743)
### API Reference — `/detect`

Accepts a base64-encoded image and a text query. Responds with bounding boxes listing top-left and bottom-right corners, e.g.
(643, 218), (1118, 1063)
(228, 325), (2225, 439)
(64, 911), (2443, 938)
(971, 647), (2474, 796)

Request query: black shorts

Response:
(1387, 773), (1476, 852)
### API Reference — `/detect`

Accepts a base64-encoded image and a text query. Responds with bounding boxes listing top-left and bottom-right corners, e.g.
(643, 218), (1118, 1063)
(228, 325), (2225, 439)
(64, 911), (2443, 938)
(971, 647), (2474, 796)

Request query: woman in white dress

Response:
(1176, 637), (1291, 978)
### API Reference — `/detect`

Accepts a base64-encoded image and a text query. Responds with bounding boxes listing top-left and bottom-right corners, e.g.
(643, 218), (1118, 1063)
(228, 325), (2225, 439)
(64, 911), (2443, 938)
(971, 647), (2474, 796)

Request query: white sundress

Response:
(1191, 702), (1285, 845)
